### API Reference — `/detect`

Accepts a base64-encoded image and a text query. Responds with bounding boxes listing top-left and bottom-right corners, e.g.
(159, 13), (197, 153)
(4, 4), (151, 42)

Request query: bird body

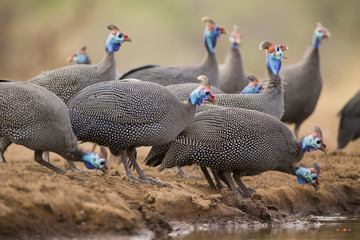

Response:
(156, 107), (326, 198)
(0, 81), (106, 172)
(281, 23), (330, 137)
(28, 25), (131, 104)
(119, 17), (225, 87)
(218, 25), (248, 93)
(68, 76), (216, 184)
(337, 90), (360, 149)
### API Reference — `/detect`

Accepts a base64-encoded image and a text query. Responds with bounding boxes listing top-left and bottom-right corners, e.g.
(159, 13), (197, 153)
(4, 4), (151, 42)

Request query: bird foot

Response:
(236, 186), (254, 198)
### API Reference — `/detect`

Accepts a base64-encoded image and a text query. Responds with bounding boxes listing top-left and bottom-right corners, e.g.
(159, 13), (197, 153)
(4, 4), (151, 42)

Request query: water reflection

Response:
(171, 215), (359, 240)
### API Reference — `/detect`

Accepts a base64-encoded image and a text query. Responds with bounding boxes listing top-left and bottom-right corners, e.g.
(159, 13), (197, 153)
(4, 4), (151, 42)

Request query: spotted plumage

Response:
(68, 76), (216, 185)
(281, 23), (330, 138)
(195, 41), (288, 120)
(218, 25), (248, 93)
(156, 107), (327, 198)
(337, 90), (360, 149)
(119, 17), (226, 87)
(0, 81), (106, 172)
(28, 25), (131, 104)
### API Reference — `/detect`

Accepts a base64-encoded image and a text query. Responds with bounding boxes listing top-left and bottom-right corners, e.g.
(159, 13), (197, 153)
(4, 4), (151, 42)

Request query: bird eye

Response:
(312, 176), (317, 181)
(276, 46), (280, 51)
(100, 160), (105, 165)
(205, 91), (210, 95)
(215, 26), (219, 31)
(117, 33), (123, 38)
(315, 139), (321, 145)
(318, 30), (322, 33)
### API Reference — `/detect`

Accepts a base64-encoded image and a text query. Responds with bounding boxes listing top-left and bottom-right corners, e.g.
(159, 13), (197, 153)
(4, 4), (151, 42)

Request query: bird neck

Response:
(312, 34), (322, 49)
(204, 31), (218, 55)
(95, 49), (116, 78)
(231, 43), (239, 50)
(266, 54), (282, 77)
(65, 147), (85, 162)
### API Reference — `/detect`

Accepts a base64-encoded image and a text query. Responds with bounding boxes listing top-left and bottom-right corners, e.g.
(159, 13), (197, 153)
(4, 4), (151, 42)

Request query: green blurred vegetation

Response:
(0, 0), (359, 98)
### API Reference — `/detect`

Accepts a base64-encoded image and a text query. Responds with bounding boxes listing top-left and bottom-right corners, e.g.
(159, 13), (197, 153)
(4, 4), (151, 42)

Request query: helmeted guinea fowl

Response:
(153, 107), (327, 199)
(68, 46), (91, 64)
(0, 81), (107, 173)
(196, 41), (288, 120)
(240, 75), (263, 94)
(67, 76), (217, 185)
(337, 90), (360, 149)
(281, 23), (331, 138)
(218, 25), (248, 93)
(68, 46), (122, 79)
(28, 24), (131, 104)
(119, 17), (226, 87)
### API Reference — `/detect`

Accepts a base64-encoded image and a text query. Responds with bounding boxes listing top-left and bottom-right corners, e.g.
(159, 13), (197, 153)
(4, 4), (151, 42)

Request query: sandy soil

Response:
(0, 92), (359, 239)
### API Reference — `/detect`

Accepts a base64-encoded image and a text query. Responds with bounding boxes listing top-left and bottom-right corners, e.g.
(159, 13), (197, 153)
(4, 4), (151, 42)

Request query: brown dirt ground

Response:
(0, 92), (359, 239)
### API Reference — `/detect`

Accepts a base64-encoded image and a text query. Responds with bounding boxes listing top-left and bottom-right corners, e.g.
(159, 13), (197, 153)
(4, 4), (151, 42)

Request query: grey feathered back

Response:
(68, 80), (198, 151)
(166, 83), (224, 101)
(198, 68), (284, 120)
(337, 90), (360, 149)
(28, 51), (116, 103)
(120, 52), (219, 87)
(159, 107), (302, 174)
(0, 82), (83, 160)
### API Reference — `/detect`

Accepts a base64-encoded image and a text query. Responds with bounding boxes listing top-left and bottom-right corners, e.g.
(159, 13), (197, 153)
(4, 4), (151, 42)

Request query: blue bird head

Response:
(106, 24), (132, 55)
(229, 25), (242, 50)
(301, 126), (328, 155)
(68, 46), (90, 64)
(189, 75), (217, 106)
(295, 162), (321, 192)
(81, 152), (108, 172)
(259, 41), (288, 77)
(241, 75), (263, 94)
(312, 22), (331, 49)
(202, 17), (226, 55)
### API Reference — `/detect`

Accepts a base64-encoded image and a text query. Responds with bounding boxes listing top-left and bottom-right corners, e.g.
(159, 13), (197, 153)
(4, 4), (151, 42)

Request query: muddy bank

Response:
(0, 142), (359, 239)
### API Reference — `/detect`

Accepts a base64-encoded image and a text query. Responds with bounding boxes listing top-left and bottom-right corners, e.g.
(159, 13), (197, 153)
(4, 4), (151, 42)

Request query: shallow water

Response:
(170, 215), (360, 240)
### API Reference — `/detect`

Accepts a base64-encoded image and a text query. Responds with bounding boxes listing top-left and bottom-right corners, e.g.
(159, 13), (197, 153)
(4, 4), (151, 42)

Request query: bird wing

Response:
(67, 81), (179, 125)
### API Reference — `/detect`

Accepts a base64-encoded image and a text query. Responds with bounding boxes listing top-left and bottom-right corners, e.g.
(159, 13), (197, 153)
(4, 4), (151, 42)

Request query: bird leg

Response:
(222, 171), (243, 200)
(174, 166), (203, 178)
(34, 151), (67, 174)
(65, 160), (92, 173)
(294, 123), (300, 139)
(232, 171), (253, 198)
(43, 151), (50, 163)
(126, 147), (166, 186)
(0, 150), (6, 163)
(119, 150), (148, 184)
(201, 166), (217, 190)
(211, 168), (226, 189)
(0, 138), (12, 163)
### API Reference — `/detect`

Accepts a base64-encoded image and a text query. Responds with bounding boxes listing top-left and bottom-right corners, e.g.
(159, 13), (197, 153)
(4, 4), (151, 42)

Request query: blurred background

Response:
(0, 0), (359, 150)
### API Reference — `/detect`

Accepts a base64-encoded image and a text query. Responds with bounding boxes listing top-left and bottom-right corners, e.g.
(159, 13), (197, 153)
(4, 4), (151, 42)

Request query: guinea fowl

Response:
(218, 25), (248, 93)
(196, 41), (288, 120)
(281, 23), (331, 138)
(0, 81), (107, 173)
(67, 76), (217, 185)
(119, 17), (226, 87)
(68, 46), (122, 79)
(155, 107), (327, 199)
(68, 46), (91, 64)
(337, 90), (360, 149)
(28, 24), (131, 104)
(240, 75), (263, 94)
